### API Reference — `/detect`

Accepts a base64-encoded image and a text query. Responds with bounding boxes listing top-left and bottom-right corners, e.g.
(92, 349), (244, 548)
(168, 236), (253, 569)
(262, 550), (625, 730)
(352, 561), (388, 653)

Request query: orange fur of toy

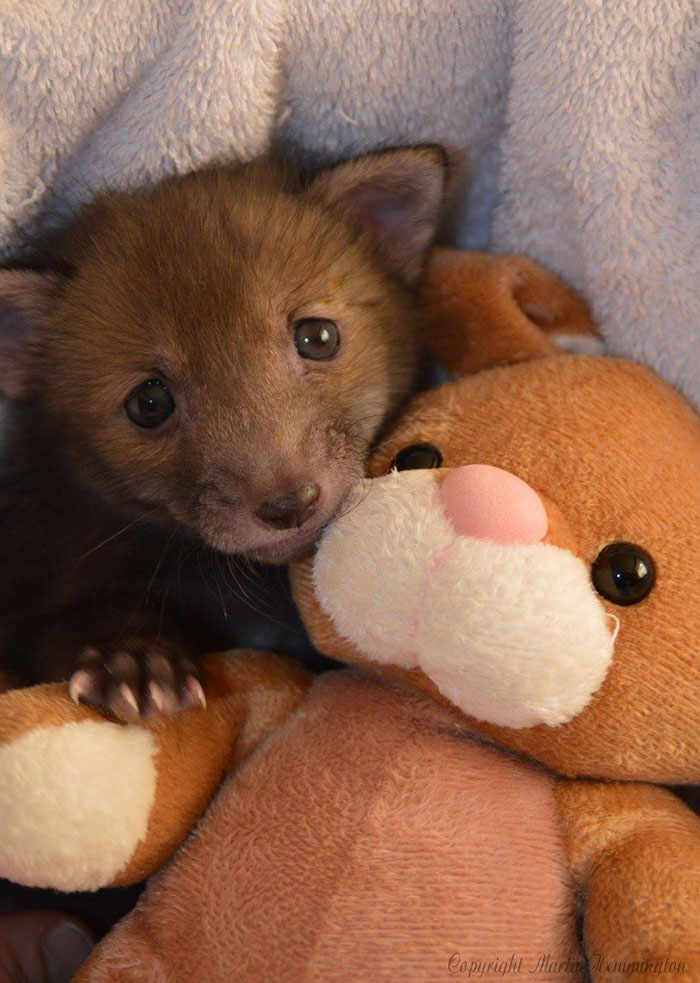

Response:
(422, 248), (597, 375)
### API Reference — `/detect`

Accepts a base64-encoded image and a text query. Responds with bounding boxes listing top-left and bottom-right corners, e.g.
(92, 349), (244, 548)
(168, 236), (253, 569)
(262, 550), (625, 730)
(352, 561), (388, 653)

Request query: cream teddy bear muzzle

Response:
(313, 466), (616, 728)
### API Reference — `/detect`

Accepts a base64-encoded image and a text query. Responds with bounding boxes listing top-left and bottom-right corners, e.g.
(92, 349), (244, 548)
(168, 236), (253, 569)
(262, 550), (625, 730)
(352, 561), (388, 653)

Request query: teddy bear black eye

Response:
(591, 542), (655, 606)
(125, 379), (175, 429)
(391, 443), (443, 472)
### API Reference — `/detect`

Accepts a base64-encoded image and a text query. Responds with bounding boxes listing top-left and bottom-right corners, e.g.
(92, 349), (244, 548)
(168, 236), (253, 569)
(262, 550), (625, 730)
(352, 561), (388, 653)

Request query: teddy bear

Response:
(0, 249), (697, 981)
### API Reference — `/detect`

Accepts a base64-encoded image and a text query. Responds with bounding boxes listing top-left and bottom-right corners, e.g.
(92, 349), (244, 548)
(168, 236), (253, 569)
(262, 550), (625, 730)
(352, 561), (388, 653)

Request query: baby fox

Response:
(0, 147), (446, 719)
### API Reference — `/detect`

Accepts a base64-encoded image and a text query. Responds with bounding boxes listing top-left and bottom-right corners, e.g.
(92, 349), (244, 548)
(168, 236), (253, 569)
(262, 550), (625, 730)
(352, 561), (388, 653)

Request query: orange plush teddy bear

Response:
(0, 250), (697, 981)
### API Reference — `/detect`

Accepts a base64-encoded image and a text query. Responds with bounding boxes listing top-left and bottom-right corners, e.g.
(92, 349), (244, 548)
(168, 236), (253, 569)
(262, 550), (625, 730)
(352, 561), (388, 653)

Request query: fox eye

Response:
(125, 379), (175, 429)
(294, 318), (340, 360)
(591, 542), (655, 605)
(391, 443), (443, 471)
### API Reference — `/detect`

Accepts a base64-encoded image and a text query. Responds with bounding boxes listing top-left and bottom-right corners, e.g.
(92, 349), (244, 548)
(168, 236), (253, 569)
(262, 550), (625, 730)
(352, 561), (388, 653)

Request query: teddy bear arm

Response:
(109, 650), (311, 887)
(555, 779), (700, 982)
(0, 650), (310, 892)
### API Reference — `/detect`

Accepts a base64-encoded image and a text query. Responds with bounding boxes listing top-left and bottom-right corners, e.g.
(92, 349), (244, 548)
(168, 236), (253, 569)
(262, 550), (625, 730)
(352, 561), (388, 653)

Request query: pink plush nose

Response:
(439, 464), (548, 544)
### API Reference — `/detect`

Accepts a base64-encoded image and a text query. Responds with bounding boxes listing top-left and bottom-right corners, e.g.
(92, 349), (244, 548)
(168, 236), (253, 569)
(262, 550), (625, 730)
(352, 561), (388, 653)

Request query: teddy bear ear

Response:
(421, 249), (602, 376)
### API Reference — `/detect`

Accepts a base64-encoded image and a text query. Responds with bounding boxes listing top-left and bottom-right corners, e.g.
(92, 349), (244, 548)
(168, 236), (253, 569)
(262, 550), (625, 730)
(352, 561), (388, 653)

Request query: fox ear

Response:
(0, 271), (55, 399)
(308, 146), (448, 284)
(422, 250), (601, 376)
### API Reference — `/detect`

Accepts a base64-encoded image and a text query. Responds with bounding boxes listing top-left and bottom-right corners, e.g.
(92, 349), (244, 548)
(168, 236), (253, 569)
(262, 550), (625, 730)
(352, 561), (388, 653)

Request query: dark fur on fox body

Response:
(0, 148), (446, 717)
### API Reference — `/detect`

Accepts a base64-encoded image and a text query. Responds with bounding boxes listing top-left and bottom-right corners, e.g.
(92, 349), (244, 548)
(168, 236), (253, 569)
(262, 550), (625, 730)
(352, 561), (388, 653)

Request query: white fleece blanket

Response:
(1, 0), (697, 406)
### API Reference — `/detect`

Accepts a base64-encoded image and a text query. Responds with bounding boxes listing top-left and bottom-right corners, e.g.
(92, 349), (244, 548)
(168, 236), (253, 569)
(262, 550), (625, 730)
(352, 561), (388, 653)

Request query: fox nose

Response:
(439, 464), (548, 544)
(255, 482), (321, 530)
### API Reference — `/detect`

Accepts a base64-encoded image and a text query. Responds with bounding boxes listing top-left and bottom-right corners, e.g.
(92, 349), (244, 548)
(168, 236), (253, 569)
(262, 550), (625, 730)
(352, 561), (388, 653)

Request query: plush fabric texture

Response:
(314, 469), (615, 728)
(555, 781), (700, 978)
(0, 650), (309, 890)
(0, 2), (697, 406)
(0, 720), (157, 892)
(422, 249), (597, 376)
(77, 671), (581, 982)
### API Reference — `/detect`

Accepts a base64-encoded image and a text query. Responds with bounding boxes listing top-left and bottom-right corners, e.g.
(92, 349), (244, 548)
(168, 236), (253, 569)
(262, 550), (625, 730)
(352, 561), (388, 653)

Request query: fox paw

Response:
(69, 645), (205, 722)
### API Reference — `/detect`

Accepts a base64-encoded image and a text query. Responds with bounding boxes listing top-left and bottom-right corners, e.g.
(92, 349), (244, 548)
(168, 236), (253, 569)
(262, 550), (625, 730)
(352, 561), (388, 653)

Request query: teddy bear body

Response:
(77, 671), (584, 982)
